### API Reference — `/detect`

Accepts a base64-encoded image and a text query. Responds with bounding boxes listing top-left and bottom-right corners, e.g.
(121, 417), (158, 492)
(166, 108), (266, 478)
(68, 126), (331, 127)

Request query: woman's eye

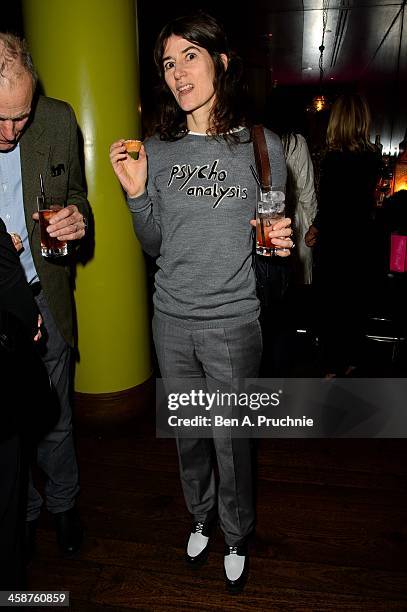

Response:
(164, 61), (174, 71)
(186, 53), (196, 61)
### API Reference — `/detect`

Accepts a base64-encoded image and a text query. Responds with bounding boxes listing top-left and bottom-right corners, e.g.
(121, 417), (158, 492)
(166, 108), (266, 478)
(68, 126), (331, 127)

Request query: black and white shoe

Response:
(224, 543), (249, 593)
(185, 519), (213, 566)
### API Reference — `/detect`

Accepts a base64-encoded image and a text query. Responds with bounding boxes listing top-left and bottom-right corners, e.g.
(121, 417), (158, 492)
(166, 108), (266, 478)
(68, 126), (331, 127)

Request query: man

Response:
(0, 32), (89, 556)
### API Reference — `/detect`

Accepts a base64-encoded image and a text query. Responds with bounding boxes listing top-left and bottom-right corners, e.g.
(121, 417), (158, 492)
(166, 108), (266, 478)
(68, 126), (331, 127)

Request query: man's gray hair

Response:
(0, 32), (38, 87)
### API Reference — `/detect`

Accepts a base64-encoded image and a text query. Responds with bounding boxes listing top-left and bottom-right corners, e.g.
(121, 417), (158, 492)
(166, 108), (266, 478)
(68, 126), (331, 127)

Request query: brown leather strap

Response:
(251, 125), (272, 192)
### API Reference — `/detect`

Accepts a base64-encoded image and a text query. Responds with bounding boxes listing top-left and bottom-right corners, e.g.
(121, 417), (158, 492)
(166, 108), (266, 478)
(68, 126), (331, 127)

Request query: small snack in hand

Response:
(124, 139), (142, 160)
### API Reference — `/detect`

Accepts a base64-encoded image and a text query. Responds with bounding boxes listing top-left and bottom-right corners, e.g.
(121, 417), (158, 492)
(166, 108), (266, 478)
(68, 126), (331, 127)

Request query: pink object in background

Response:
(390, 233), (407, 272)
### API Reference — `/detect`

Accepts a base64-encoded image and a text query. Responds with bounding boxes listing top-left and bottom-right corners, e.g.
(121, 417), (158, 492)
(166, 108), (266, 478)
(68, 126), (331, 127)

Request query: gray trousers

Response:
(153, 315), (262, 546)
(27, 291), (79, 520)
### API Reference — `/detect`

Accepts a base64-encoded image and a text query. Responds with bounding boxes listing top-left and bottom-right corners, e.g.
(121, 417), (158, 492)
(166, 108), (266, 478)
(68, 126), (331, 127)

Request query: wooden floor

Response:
(27, 395), (407, 612)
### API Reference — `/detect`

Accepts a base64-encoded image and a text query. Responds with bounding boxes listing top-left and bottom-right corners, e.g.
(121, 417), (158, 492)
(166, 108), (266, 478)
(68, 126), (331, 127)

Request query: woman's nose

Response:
(174, 63), (186, 80)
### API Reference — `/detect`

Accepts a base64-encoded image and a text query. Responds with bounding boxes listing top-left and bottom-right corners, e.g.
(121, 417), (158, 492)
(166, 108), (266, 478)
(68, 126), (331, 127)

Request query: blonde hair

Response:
(326, 93), (375, 152)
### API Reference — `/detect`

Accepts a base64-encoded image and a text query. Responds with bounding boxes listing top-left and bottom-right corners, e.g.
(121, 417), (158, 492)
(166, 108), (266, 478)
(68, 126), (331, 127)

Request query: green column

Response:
(22, 0), (151, 394)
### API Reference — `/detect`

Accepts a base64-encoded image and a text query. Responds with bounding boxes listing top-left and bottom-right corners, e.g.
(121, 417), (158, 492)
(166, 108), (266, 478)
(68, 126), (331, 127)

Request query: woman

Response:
(305, 93), (381, 376)
(110, 13), (293, 592)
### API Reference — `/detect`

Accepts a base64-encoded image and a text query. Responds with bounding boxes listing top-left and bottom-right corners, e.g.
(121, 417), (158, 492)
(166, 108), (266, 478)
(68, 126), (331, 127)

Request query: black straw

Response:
(250, 164), (261, 187)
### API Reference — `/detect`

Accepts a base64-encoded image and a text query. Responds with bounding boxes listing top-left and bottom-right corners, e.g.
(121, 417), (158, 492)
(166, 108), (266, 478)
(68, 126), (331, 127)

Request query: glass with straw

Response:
(256, 189), (285, 256)
(37, 174), (68, 257)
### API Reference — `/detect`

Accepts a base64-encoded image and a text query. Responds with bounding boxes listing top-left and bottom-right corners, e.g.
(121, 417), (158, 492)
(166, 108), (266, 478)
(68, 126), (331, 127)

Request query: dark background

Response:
(3, 1), (406, 152)
(135, 0), (407, 153)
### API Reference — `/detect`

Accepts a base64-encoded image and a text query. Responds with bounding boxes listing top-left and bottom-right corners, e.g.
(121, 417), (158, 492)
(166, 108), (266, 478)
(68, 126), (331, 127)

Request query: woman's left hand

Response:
(250, 217), (294, 257)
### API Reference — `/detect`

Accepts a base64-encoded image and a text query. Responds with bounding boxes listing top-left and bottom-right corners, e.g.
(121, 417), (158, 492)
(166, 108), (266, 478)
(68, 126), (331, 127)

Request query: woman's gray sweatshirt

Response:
(127, 127), (286, 329)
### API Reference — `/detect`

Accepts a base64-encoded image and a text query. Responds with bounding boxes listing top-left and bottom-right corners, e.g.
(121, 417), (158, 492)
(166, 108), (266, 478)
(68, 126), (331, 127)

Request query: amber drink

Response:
(37, 196), (68, 258)
(125, 139), (142, 160)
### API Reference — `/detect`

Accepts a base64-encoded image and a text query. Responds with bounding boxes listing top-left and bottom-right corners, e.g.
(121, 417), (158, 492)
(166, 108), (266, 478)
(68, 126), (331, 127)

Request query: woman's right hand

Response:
(109, 140), (147, 199)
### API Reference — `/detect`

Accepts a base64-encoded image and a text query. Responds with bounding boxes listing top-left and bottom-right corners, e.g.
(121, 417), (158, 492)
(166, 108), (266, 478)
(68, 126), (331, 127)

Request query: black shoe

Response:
(224, 543), (249, 594)
(185, 518), (214, 567)
(24, 519), (38, 564)
(54, 507), (83, 556)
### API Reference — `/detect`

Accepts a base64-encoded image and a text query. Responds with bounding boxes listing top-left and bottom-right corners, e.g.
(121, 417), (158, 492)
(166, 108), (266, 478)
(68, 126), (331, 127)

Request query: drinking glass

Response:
(37, 196), (68, 258)
(256, 189), (285, 256)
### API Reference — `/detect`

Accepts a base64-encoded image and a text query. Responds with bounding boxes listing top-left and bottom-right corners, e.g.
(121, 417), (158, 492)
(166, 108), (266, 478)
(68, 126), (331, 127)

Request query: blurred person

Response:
(267, 93), (318, 285)
(110, 12), (293, 592)
(0, 220), (43, 587)
(282, 132), (317, 285)
(0, 32), (89, 556)
(258, 131), (318, 376)
(305, 93), (381, 376)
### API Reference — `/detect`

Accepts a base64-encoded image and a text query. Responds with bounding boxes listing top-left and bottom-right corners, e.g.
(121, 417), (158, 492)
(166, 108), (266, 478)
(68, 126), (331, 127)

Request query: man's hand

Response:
(250, 217), (294, 257)
(32, 205), (87, 241)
